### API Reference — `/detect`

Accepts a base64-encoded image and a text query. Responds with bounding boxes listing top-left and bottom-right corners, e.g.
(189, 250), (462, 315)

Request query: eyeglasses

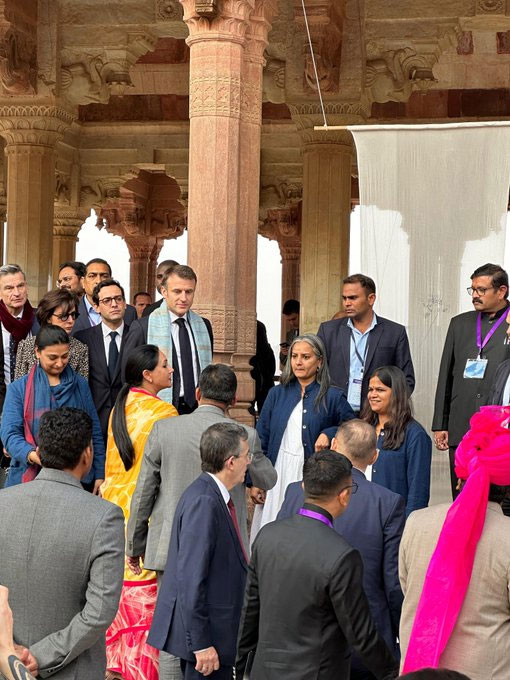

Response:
(340, 482), (358, 495)
(467, 286), (496, 296)
(227, 451), (253, 463)
(52, 311), (78, 322)
(98, 295), (124, 306)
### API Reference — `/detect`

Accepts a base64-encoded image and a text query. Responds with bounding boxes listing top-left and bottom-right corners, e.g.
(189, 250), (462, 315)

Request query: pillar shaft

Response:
(300, 141), (352, 333)
(0, 105), (74, 302)
(52, 209), (88, 285)
(281, 246), (301, 339)
(182, 0), (271, 425)
(125, 236), (157, 299)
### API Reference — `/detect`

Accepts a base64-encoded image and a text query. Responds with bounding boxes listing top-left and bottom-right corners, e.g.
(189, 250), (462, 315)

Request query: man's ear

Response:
(331, 437), (338, 452)
(369, 449), (379, 466)
(196, 386), (202, 402)
(82, 443), (93, 467)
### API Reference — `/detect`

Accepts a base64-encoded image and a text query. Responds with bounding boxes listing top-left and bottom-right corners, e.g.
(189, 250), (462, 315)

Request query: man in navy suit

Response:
(317, 274), (414, 415)
(148, 422), (250, 679)
(278, 419), (405, 679)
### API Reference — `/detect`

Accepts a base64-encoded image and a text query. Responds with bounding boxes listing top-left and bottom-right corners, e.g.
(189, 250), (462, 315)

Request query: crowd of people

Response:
(0, 257), (509, 680)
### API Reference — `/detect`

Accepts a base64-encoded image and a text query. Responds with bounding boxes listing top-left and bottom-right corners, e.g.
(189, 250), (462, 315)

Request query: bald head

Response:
(332, 419), (377, 470)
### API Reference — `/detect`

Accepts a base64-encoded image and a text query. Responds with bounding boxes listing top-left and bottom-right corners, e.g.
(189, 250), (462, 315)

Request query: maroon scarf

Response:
(0, 300), (34, 342)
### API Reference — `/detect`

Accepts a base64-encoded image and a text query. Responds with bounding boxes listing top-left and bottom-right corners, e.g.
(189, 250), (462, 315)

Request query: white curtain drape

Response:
(349, 122), (510, 430)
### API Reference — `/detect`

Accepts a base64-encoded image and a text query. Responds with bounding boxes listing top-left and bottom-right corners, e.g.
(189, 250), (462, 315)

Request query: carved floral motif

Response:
(189, 74), (242, 117)
(156, 0), (183, 20)
(477, 0), (505, 12)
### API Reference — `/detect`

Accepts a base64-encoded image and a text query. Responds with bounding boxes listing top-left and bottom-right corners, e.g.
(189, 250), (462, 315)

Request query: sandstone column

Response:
(0, 105), (74, 301)
(148, 238), (165, 298)
(181, 0), (263, 424)
(125, 236), (158, 299)
(52, 208), (89, 285)
(232, 0), (277, 422)
(298, 129), (353, 333)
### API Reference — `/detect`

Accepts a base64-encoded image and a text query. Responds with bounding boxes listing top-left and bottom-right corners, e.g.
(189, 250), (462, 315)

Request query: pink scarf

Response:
(403, 405), (510, 672)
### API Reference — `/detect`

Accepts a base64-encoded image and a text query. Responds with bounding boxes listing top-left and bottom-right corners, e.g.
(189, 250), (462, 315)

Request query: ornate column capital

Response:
(289, 102), (367, 147)
(0, 104), (75, 146)
(180, 0), (255, 44)
(125, 235), (158, 261)
(244, 0), (277, 61)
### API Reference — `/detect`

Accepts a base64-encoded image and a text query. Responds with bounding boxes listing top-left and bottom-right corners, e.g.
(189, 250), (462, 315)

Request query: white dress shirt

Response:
(84, 296), (102, 326)
(100, 321), (124, 364)
(2, 311), (27, 384)
(169, 311), (199, 397)
(206, 472), (230, 506)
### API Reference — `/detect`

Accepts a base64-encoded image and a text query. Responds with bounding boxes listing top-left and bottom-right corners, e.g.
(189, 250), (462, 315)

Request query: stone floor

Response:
(429, 449), (452, 506)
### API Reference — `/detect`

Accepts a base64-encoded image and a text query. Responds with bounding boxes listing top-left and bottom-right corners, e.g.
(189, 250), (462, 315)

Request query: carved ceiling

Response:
(3, 0), (510, 221)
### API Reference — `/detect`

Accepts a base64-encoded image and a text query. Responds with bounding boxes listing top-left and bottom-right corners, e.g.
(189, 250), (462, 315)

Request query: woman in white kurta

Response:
(250, 334), (355, 543)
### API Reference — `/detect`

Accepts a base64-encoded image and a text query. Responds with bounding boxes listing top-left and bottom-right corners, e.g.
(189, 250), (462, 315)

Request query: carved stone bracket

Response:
(53, 207), (89, 240)
(259, 204), (301, 248)
(293, 0), (343, 94)
(0, 0), (37, 95)
(0, 104), (75, 146)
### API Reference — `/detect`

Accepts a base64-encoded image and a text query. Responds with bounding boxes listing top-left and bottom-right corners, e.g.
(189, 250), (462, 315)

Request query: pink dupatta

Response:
(403, 406), (510, 672)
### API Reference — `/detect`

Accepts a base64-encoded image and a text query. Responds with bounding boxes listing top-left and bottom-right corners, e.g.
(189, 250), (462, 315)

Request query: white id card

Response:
(351, 378), (362, 405)
(464, 358), (488, 379)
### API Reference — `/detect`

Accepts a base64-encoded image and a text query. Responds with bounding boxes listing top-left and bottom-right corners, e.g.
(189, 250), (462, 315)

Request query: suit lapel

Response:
(90, 324), (109, 382)
(338, 322), (351, 376)
(364, 320), (384, 376)
(202, 474), (247, 569)
(112, 323), (130, 383)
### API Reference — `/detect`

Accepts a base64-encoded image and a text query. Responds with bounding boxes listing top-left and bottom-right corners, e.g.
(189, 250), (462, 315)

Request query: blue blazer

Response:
(148, 473), (247, 665)
(1, 373), (106, 487)
(277, 467), (405, 666)
(256, 380), (355, 466)
(372, 420), (432, 517)
(317, 315), (415, 406)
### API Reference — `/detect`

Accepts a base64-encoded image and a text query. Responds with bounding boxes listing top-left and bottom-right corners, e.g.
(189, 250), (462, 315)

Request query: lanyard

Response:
(298, 508), (333, 528)
(476, 311), (508, 356)
(350, 329), (369, 368)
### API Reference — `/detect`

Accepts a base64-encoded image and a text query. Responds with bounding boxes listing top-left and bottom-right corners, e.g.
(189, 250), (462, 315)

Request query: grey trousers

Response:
(156, 572), (183, 680)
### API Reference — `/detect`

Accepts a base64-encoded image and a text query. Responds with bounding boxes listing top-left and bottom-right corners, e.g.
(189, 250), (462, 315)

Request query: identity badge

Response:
(463, 358), (488, 379)
(351, 378), (362, 404)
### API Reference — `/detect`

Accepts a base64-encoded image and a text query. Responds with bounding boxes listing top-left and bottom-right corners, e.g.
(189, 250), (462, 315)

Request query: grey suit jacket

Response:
(399, 502), (510, 679)
(126, 404), (278, 571)
(0, 468), (124, 679)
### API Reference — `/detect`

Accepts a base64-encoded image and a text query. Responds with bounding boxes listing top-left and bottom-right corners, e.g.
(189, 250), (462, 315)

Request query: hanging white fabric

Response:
(348, 122), (510, 430)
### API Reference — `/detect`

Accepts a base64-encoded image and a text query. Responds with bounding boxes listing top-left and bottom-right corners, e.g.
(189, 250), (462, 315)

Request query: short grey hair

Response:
(200, 422), (248, 474)
(281, 333), (331, 410)
(335, 419), (376, 464)
(0, 264), (25, 280)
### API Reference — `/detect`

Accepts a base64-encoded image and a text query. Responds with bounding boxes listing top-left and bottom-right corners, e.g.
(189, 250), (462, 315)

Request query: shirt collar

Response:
(347, 312), (378, 334)
(302, 501), (333, 523)
(101, 321), (124, 339)
(207, 472), (230, 505)
(169, 310), (188, 324)
(84, 296), (95, 313)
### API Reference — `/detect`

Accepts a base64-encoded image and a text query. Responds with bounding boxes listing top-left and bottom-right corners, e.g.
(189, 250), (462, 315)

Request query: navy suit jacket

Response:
(74, 322), (130, 443)
(277, 468), (405, 663)
(71, 296), (136, 335)
(317, 315), (415, 407)
(148, 473), (247, 665)
(120, 313), (213, 410)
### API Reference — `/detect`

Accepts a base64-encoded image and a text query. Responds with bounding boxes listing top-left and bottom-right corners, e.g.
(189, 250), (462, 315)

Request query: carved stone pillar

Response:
(148, 238), (165, 298)
(52, 208), (89, 285)
(125, 236), (163, 298)
(289, 105), (361, 334)
(260, 204), (302, 340)
(0, 105), (74, 301)
(181, 0), (263, 424)
(232, 0), (277, 422)
(300, 136), (352, 332)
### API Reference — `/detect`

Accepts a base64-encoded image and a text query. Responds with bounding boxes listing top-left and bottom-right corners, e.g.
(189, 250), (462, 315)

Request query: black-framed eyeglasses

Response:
(98, 295), (124, 306)
(340, 482), (358, 495)
(52, 311), (79, 321)
(467, 286), (496, 296)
